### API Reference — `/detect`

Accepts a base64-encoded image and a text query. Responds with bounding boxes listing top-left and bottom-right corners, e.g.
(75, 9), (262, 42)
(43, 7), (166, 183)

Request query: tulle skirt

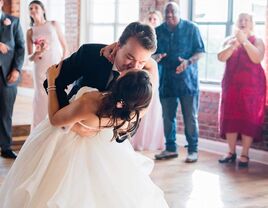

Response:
(0, 119), (168, 208)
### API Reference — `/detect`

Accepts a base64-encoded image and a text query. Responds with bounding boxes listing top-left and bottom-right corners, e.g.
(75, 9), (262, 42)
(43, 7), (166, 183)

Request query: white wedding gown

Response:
(0, 87), (169, 208)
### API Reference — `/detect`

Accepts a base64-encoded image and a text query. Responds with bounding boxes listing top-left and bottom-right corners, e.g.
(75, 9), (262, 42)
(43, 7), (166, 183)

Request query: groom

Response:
(44, 22), (157, 137)
(0, 0), (25, 159)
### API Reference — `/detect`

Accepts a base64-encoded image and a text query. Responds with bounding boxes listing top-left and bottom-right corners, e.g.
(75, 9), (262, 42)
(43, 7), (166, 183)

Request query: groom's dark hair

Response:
(118, 22), (157, 53)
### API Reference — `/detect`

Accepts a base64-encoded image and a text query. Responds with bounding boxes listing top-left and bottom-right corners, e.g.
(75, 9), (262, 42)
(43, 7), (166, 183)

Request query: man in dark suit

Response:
(0, 0), (25, 159)
(44, 22), (158, 138)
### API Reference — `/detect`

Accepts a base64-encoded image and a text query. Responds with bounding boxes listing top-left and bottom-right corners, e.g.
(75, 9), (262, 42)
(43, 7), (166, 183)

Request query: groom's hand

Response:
(71, 123), (99, 137)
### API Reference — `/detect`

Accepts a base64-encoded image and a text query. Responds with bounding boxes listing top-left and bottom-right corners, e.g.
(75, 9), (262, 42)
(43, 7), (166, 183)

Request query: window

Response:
(87, 0), (139, 44)
(191, 0), (266, 83)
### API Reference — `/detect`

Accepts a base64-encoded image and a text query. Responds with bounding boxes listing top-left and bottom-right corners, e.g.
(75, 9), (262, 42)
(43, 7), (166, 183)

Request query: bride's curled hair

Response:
(97, 70), (152, 141)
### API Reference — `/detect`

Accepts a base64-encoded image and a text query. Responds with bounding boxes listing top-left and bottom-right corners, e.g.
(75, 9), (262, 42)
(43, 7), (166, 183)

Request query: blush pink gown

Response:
(131, 78), (165, 151)
(31, 21), (62, 130)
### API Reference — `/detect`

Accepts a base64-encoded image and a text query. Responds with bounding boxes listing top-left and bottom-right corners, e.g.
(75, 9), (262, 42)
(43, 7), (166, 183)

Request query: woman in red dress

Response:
(217, 13), (266, 167)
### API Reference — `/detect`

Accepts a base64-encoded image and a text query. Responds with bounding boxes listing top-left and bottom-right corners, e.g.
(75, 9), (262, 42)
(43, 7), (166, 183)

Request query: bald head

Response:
(164, 2), (180, 28)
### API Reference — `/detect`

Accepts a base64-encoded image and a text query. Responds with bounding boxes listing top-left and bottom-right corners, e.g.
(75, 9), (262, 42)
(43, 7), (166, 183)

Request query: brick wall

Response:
(140, 0), (179, 20)
(177, 90), (268, 151)
(2, 0), (11, 13)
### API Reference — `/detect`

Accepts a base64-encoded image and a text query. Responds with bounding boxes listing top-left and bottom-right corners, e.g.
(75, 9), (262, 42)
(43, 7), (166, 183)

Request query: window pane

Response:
(193, 0), (228, 22)
(118, 0), (139, 23)
(199, 55), (206, 80)
(233, 0), (266, 22)
(207, 25), (226, 53)
(198, 25), (209, 54)
(205, 53), (225, 81)
(91, 0), (115, 23)
(255, 24), (266, 40)
(116, 25), (127, 41)
(199, 25), (226, 81)
(89, 26), (114, 44)
(199, 25), (226, 53)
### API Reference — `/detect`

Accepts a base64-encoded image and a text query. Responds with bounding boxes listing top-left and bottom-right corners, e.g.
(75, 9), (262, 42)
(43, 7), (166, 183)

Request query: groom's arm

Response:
(43, 45), (88, 108)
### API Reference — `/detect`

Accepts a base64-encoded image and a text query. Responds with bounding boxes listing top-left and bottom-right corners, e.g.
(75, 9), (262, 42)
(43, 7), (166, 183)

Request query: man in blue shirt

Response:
(155, 2), (205, 162)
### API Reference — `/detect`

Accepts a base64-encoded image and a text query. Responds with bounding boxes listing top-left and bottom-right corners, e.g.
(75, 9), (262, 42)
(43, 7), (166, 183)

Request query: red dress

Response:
(219, 36), (266, 141)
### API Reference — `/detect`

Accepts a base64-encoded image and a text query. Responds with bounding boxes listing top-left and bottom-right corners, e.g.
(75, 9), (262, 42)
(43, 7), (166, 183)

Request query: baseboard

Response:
(176, 134), (268, 165)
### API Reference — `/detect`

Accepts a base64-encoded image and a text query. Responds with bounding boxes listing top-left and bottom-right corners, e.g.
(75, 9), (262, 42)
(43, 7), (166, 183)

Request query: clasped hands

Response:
(228, 29), (248, 50)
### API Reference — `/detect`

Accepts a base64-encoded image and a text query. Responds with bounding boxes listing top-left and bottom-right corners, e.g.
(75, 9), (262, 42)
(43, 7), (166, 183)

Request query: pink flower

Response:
(33, 37), (49, 59)
(34, 38), (49, 50)
(3, 18), (11, 26)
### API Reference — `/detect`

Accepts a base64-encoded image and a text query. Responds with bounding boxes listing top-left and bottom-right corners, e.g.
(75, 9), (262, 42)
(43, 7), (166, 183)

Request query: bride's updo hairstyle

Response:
(97, 70), (152, 141)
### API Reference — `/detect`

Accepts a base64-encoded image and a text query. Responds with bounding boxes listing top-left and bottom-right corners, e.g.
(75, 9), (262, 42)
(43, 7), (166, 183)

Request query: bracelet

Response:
(47, 88), (56, 91)
(47, 85), (56, 91)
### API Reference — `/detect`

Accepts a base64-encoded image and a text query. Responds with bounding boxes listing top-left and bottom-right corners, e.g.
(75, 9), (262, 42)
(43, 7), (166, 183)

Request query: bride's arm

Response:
(47, 64), (96, 127)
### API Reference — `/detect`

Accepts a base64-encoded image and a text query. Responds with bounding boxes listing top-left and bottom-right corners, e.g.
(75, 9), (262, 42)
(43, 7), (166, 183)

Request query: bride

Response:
(0, 64), (169, 208)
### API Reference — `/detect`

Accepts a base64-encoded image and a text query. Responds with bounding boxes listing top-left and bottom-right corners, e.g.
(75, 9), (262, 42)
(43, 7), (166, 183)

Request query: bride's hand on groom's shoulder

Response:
(100, 42), (118, 63)
(47, 62), (63, 85)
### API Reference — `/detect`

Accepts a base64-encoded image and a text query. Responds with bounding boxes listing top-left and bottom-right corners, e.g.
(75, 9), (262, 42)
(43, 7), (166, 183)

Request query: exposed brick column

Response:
(2, 0), (11, 13)
(65, 0), (80, 53)
(139, 0), (156, 21)
(156, 0), (180, 11)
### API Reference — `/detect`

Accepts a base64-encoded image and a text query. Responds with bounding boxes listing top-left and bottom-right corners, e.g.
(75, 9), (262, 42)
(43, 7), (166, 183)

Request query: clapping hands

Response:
(235, 29), (247, 45)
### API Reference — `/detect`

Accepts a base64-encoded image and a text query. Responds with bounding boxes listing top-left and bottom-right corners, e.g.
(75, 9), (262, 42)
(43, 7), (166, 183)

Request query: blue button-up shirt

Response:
(155, 19), (205, 97)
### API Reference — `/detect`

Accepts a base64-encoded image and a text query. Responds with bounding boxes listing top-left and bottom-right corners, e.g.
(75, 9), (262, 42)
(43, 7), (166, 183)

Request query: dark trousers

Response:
(0, 72), (17, 150)
(160, 94), (199, 153)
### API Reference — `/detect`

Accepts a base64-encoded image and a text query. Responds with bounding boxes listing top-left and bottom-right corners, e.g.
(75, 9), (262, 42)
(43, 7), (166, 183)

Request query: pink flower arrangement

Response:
(3, 18), (11, 26)
(33, 37), (49, 59)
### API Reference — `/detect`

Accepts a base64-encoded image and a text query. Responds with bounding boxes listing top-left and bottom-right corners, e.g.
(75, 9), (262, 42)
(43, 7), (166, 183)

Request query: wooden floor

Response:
(1, 147), (268, 208)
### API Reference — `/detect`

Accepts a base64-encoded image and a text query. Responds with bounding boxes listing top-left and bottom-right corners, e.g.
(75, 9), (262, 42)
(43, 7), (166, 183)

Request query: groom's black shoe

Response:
(1, 149), (17, 159)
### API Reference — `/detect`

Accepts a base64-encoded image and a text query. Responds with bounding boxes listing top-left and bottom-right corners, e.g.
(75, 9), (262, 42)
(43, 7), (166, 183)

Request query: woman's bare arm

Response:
(52, 21), (69, 59)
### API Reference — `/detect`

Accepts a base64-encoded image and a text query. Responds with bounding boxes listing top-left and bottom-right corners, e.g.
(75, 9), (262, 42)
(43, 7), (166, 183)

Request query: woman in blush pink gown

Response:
(217, 13), (266, 167)
(26, 0), (68, 130)
(131, 10), (165, 151)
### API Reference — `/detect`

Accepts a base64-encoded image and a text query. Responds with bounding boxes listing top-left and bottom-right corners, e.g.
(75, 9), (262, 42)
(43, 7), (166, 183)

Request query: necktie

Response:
(106, 70), (120, 90)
